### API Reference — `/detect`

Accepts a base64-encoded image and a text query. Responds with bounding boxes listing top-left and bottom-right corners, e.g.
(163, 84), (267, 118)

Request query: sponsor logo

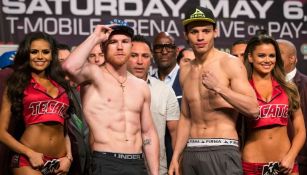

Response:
(256, 104), (288, 120)
(28, 100), (68, 117)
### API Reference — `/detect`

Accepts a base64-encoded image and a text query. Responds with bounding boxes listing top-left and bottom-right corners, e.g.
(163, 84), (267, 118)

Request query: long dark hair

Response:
(6, 32), (70, 137)
(243, 34), (300, 113)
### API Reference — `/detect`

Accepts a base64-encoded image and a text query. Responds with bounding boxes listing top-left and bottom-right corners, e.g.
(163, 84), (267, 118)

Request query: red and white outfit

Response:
(11, 76), (69, 168)
(23, 77), (69, 126)
(248, 78), (289, 128)
(242, 78), (298, 175)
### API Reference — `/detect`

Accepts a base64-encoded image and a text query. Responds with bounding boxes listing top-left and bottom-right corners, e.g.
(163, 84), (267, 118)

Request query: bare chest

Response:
(183, 66), (229, 103)
(82, 79), (143, 114)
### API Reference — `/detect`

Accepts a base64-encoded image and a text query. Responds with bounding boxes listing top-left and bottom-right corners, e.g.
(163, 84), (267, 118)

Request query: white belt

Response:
(187, 138), (239, 147)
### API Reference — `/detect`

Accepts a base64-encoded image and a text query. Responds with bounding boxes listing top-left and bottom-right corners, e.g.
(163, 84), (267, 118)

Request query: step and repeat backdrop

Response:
(0, 0), (306, 73)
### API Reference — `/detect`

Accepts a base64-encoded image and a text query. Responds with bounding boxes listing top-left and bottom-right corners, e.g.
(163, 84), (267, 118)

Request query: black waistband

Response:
(92, 151), (144, 160)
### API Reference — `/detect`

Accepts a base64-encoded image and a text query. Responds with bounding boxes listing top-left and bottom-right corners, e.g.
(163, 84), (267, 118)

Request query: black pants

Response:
(90, 151), (148, 175)
(165, 126), (173, 167)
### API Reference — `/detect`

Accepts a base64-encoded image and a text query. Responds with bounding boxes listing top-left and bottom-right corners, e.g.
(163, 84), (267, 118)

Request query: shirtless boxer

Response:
(62, 20), (159, 175)
(168, 6), (259, 175)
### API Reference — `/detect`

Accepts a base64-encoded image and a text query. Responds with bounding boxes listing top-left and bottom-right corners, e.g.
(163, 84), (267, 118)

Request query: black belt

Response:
(93, 151), (144, 160)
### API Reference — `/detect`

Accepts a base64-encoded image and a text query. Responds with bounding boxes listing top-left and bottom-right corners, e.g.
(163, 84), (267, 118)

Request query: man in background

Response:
(277, 39), (307, 175)
(88, 44), (105, 66)
(152, 32), (182, 167)
(176, 48), (195, 67)
(127, 35), (179, 174)
(57, 43), (71, 63)
(230, 39), (247, 62)
(152, 32), (182, 105)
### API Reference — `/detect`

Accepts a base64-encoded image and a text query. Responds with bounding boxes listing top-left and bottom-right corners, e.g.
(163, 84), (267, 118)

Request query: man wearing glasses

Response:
(152, 32), (182, 105)
(152, 32), (182, 168)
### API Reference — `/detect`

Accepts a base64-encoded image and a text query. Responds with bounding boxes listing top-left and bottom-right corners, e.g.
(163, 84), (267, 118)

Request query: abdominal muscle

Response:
(189, 106), (239, 140)
(20, 122), (67, 157)
(91, 128), (143, 154)
(81, 78), (145, 154)
(242, 125), (291, 163)
(85, 111), (143, 154)
(185, 74), (239, 139)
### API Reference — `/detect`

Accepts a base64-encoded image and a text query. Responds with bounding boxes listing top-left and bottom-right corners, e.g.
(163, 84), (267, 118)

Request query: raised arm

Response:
(168, 93), (191, 175)
(202, 57), (259, 118)
(141, 83), (159, 175)
(61, 25), (112, 84)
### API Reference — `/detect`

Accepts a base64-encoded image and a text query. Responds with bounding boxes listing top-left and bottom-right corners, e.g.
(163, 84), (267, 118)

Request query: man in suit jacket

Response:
(278, 39), (307, 175)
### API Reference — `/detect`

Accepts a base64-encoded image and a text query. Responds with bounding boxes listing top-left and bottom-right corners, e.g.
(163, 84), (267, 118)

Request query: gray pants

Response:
(182, 145), (243, 175)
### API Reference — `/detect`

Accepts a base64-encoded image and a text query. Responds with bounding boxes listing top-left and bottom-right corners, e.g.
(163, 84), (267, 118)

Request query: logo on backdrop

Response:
(0, 0), (306, 52)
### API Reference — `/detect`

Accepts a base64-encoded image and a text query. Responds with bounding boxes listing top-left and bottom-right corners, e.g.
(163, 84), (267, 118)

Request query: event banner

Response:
(0, 0), (306, 71)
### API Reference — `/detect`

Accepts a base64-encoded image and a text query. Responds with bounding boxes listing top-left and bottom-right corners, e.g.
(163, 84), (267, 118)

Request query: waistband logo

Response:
(116, 154), (142, 160)
(187, 139), (239, 147)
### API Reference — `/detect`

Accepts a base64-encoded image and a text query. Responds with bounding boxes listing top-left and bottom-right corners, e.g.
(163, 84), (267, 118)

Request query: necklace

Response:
(104, 65), (129, 141)
(104, 66), (127, 92)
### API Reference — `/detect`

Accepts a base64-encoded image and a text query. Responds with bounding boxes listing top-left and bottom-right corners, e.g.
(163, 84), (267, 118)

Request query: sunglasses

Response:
(153, 44), (176, 53)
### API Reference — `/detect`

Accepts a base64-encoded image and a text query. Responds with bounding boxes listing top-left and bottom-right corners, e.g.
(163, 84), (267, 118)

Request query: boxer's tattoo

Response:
(143, 139), (151, 146)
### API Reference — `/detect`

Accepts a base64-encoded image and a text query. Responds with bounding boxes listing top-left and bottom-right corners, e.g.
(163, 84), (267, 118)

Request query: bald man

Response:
(152, 32), (181, 103)
(152, 32), (182, 167)
(277, 39), (307, 175)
